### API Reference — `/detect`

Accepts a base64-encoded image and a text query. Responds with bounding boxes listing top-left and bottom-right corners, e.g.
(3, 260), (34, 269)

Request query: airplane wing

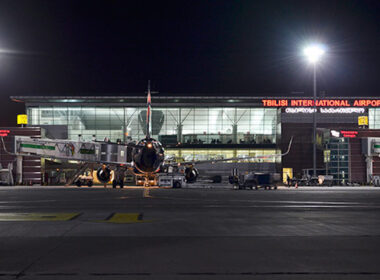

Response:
(173, 136), (293, 166)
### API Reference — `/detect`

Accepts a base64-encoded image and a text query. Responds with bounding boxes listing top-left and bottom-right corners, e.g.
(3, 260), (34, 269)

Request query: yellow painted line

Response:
(0, 213), (80, 221)
(97, 213), (151, 224)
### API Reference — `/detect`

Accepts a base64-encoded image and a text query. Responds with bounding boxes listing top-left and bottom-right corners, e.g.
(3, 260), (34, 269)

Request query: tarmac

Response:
(0, 184), (379, 279)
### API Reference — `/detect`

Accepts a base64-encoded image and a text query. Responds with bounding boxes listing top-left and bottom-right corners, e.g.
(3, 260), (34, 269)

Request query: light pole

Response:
(303, 44), (325, 178)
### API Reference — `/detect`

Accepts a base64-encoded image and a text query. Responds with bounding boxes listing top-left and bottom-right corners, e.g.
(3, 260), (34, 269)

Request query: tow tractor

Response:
(136, 173), (157, 186)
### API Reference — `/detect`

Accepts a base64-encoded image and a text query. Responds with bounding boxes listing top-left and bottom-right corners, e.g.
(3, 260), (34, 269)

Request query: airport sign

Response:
(358, 116), (369, 126)
(330, 130), (358, 138)
(262, 99), (380, 107)
(0, 130), (10, 137)
(17, 114), (28, 125)
(285, 107), (365, 114)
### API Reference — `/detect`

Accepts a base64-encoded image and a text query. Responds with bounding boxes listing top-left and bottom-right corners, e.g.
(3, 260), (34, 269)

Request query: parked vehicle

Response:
(75, 171), (93, 187)
(229, 170), (281, 190)
(158, 173), (186, 188)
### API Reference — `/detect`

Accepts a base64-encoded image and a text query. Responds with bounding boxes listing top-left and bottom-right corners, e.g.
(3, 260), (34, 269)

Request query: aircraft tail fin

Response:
(146, 80), (152, 139)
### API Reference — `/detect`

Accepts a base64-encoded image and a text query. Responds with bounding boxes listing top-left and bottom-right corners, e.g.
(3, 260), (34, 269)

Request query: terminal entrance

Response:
(282, 168), (293, 184)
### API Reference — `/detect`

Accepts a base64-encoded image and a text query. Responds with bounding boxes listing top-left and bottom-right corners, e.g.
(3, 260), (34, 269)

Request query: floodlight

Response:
(303, 45), (325, 63)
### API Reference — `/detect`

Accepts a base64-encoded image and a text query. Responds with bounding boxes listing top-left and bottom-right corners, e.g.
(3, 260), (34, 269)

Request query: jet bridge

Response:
(14, 136), (131, 165)
(12, 136), (134, 186)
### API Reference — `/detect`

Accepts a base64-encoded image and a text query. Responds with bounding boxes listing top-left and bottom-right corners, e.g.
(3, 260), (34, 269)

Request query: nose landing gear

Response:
(143, 176), (152, 198)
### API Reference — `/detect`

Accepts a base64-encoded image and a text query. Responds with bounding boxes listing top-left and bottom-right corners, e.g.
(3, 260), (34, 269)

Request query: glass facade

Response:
(27, 106), (279, 145)
(27, 105), (281, 163)
(326, 138), (350, 183)
(369, 108), (380, 129)
(166, 148), (281, 163)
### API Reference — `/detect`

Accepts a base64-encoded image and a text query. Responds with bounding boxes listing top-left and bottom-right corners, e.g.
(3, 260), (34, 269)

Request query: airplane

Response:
(2, 81), (293, 188)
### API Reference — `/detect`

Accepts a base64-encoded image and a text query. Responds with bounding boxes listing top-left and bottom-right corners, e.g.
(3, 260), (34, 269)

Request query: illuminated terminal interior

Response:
(165, 148), (280, 163)
(27, 106), (279, 144)
(369, 109), (380, 129)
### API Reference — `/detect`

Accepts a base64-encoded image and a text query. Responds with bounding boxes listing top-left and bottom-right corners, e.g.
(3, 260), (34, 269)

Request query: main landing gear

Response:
(112, 180), (124, 189)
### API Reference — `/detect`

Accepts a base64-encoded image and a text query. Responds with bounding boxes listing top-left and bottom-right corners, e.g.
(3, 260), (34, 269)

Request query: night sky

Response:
(0, 0), (379, 125)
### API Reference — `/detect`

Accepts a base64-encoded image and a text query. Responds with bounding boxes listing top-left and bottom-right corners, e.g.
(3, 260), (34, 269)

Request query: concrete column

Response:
(232, 124), (237, 144)
(16, 155), (23, 185)
(123, 108), (126, 142)
(366, 156), (373, 184)
(177, 124), (183, 143)
(178, 108), (182, 143)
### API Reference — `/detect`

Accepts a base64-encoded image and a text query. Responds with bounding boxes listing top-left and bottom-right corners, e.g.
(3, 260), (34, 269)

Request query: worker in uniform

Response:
(99, 164), (109, 188)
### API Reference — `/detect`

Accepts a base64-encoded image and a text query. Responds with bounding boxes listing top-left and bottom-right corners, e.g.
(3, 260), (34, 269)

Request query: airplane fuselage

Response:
(132, 138), (165, 174)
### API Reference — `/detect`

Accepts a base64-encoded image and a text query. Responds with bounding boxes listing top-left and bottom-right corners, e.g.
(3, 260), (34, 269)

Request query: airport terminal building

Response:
(8, 95), (380, 185)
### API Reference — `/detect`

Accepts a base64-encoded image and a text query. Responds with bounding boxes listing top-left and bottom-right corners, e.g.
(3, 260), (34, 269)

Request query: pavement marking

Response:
(0, 212), (80, 221)
(0, 200), (58, 204)
(201, 204), (380, 208)
(97, 212), (150, 224)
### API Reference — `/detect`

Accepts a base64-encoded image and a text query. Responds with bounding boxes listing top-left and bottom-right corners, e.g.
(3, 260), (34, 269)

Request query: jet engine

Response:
(96, 165), (111, 183)
(185, 166), (199, 183)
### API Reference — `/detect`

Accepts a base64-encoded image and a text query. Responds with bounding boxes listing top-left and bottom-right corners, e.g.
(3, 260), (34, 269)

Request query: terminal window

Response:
(27, 106), (279, 144)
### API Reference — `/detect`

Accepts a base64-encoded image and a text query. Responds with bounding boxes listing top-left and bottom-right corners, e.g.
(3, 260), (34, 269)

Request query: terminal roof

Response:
(10, 95), (380, 107)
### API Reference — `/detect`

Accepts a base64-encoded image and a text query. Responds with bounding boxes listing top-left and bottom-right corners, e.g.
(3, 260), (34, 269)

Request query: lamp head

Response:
(303, 44), (325, 64)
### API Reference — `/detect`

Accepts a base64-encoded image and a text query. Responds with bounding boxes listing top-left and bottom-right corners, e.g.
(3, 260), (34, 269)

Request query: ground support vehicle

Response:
(371, 175), (380, 187)
(0, 163), (13, 186)
(318, 175), (334, 186)
(290, 175), (334, 187)
(135, 173), (157, 186)
(158, 173), (186, 188)
(75, 172), (93, 187)
(229, 172), (280, 190)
